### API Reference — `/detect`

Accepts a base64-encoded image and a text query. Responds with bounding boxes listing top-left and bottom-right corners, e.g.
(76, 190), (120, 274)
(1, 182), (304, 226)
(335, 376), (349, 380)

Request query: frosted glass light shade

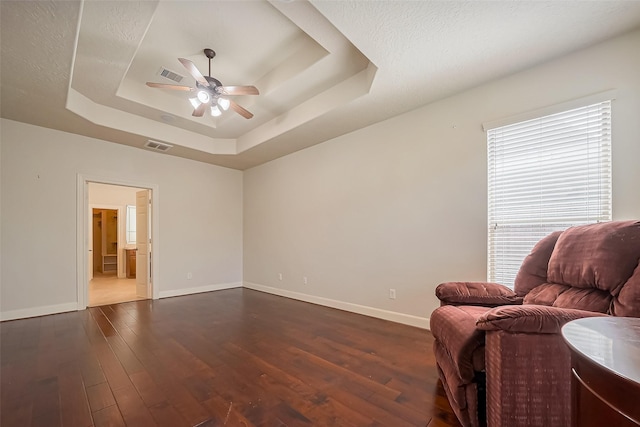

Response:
(197, 90), (210, 104)
(218, 97), (230, 111)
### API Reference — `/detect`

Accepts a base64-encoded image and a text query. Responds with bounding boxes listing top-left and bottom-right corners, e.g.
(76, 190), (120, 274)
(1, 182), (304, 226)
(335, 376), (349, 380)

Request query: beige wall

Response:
(1, 30), (638, 324)
(89, 182), (140, 207)
(243, 29), (640, 327)
(0, 121), (243, 320)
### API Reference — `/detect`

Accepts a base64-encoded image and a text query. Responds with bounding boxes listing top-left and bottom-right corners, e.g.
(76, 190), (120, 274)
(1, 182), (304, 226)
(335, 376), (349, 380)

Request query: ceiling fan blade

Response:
(219, 85), (259, 96)
(229, 100), (254, 119)
(178, 57), (210, 88)
(146, 82), (194, 91)
(192, 102), (208, 117)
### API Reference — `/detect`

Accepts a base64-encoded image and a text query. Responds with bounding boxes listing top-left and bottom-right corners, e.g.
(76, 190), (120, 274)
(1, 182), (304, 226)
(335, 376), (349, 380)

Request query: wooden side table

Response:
(562, 317), (640, 427)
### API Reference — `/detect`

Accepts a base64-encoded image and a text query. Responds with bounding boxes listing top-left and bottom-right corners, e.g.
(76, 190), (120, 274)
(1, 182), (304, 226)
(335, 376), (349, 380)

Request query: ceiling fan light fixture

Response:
(147, 48), (258, 120)
(218, 97), (230, 111)
(210, 105), (222, 117)
(197, 90), (210, 104)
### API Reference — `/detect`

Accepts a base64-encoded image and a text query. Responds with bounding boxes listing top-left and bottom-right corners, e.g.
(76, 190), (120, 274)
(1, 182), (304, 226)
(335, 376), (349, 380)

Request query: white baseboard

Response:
(243, 282), (430, 329)
(0, 283), (430, 329)
(0, 302), (78, 321)
(159, 282), (243, 299)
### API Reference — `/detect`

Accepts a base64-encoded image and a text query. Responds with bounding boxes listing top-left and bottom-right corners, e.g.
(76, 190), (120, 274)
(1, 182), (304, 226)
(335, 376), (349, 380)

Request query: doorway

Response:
(85, 182), (153, 307)
(92, 208), (118, 276)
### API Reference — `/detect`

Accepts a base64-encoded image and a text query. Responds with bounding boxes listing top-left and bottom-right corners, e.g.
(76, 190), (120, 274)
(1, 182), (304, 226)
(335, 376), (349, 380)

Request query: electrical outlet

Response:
(389, 289), (396, 299)
(303, 276), (308, 285)
(278, 273), (283, 281)
(187, 272), (193, 279)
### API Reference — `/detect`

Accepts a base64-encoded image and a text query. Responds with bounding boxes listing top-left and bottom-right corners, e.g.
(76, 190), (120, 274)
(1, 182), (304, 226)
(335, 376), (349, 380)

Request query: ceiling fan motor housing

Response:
(197, 76), (223, 97)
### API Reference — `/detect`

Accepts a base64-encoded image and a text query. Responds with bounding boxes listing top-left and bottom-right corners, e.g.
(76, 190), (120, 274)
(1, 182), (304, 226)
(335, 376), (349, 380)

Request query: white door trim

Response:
(76, 174), (161, 310)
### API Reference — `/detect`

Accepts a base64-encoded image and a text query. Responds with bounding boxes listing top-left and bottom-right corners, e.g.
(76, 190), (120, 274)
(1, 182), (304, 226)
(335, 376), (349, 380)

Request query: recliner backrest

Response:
(514, 221), (640, 316)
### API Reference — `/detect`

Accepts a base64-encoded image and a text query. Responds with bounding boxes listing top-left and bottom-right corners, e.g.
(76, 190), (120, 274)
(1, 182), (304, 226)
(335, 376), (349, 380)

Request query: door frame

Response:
(76, 174), (160, 309)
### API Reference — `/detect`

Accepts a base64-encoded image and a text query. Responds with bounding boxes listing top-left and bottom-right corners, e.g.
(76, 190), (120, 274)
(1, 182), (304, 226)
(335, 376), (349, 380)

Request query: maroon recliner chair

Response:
(430, 220), (640, 427)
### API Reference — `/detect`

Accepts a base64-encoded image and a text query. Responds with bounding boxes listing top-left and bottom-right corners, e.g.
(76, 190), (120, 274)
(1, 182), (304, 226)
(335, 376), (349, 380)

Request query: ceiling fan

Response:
(146, 48), (259, 119)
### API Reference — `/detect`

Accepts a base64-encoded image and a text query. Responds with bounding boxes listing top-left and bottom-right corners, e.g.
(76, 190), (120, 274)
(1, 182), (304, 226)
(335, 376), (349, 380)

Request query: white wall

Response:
(243, 29), (640, 328)
(0, 120), (243, 320)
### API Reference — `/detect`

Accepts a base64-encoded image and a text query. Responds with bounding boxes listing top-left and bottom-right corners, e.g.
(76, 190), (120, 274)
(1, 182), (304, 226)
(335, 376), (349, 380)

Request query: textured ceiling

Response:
(2, 0), (640, 170)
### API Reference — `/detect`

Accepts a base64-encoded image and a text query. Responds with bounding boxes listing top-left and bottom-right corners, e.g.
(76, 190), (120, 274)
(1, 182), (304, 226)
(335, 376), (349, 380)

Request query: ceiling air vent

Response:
(158, 67), (184, 83)
(144, 140), (173, 152)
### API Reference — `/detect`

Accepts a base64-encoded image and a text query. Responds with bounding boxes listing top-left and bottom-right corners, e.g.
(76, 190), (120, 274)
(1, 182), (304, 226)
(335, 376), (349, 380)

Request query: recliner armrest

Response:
(435, 281), (523, 307)
(476, 305), (608, 334)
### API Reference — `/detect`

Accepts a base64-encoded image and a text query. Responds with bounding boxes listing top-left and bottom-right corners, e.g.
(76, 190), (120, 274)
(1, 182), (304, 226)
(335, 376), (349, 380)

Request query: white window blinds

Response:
(487, 100), (612, 287)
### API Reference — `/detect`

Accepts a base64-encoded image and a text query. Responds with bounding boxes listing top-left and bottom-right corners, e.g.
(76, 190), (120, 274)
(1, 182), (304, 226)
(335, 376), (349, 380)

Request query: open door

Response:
(136, 190), (151, 298)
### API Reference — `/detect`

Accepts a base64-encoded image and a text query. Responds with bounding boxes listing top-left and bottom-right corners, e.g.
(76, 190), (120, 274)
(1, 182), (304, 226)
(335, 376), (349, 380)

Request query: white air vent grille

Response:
(144, 140), (173, 152)
(158, 67), (184, 83)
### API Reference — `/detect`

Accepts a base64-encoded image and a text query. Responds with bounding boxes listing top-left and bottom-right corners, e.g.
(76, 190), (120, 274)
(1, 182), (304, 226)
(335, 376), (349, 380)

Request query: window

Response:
(487, 100), (612, 287)
(126, 205), (136, 244)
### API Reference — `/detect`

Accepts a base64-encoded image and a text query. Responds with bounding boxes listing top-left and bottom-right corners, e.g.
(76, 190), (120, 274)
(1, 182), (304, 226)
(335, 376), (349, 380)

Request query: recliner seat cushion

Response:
(523, 283), (612, 313)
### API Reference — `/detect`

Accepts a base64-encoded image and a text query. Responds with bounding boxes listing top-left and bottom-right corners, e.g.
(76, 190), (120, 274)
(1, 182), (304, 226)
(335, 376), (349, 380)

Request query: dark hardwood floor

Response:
(0, 288), (461, 427)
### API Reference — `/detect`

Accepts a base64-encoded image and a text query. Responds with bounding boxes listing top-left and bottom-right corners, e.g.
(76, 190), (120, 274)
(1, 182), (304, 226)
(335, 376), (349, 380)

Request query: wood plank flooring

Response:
(89, 275), (146, 307)
(0, 288), (461, 427)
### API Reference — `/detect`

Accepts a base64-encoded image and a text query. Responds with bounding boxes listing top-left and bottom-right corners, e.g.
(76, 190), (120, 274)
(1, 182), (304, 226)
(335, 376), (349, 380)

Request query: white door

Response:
(136, 190), (151, 298)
